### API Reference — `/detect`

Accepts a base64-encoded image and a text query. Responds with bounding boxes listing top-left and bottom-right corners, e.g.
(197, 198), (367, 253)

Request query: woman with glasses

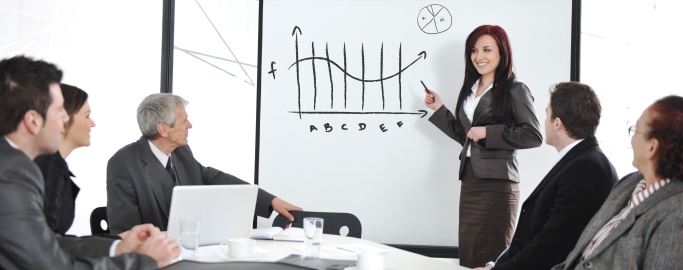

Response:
(34, 83), (96, 235)
(552, 95), (683, 269)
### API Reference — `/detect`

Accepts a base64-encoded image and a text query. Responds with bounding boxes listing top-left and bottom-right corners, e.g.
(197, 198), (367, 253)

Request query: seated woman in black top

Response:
(34, 83), (96, 235)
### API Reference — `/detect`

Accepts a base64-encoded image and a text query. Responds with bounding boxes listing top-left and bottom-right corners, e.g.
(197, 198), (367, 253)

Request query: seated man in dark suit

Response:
(0, 55), (179, 269)
(475, 82), (618, 270)
(107, 93), (302, 234)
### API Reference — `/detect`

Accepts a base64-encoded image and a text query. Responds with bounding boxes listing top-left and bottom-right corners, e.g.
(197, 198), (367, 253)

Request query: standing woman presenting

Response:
(425, 25), (543, 267)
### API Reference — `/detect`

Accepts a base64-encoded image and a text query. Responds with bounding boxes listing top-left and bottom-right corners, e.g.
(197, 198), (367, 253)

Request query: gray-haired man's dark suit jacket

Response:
(429, 81), (543, 181)
(107, 136), (276, 234)
(0, 138), (156, 270)
(552, 172), (683, 270)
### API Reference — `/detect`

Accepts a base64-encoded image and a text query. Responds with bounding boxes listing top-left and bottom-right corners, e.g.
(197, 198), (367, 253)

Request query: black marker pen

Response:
(420, 80), (430, 94)
(421, 80), (435, 102)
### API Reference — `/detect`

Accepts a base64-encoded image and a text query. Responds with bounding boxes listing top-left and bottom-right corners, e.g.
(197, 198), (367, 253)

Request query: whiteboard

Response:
(258, 0), (573, 246)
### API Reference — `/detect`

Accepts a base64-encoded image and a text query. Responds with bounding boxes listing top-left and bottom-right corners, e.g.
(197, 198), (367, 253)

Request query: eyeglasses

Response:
(628, 125), (648, 138)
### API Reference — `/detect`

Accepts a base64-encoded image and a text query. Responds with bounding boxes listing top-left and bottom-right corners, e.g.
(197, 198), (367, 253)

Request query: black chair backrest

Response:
(90, 206), (110, 235)
(272, 211), (362, 238)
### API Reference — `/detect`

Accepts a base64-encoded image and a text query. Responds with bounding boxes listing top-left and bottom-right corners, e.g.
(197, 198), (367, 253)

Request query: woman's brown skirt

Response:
(458, 158), (519, 268)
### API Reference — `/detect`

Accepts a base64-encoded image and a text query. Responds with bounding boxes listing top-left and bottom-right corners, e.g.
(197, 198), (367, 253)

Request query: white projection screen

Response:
(258, 0), (575, 246)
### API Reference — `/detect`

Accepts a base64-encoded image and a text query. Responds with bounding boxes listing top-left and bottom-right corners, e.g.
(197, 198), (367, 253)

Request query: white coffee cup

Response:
(220, 238), (256, 258)
(357, 252), (385, 270)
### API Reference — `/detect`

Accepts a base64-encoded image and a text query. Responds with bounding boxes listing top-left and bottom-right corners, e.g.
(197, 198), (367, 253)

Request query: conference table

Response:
(190, 234), (471, 270)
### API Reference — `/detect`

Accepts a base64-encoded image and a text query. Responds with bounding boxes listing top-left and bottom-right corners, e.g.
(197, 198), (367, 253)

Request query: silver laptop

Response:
(166, 185), (258, 246)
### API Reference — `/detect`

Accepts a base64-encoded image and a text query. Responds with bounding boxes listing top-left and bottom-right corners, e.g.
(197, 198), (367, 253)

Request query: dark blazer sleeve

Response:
(428, 105), (466, 145)
(107, 156), (143, 235)
(494, 159), (614, 270)
(0, 151), (156, 270)
(34, 154), (64, 234)
(56, 235), (115, 258)
(486, 82), (542, 150)
(35, 153), (79, 236)
(182, 147), (276, 218)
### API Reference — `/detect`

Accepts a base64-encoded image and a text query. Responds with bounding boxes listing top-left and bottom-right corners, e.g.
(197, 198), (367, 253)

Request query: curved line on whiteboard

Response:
(288, 51), (426, 83)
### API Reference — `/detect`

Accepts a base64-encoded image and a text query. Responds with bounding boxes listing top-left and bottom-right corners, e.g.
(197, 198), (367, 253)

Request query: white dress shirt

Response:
(554, 139), (584, 165)
(462, 79), (492, 157)
(4, 136), (17, 148)
(148, 140), (172, 167)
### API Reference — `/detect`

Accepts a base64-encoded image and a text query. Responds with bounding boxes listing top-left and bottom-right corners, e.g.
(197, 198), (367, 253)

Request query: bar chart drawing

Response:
(282, 26), (428, 119)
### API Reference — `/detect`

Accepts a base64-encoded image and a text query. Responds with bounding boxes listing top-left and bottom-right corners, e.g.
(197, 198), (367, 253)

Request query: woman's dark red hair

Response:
(647, 95), (683, 179)
(455, 25), (516, 123)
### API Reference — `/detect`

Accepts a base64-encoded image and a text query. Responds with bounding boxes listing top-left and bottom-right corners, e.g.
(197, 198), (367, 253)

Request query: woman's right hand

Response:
(424, 90), (443, 111)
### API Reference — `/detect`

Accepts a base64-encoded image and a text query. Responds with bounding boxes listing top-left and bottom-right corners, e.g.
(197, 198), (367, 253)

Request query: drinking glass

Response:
(303, 217), (324, 258)
(180, 217), (200, 260)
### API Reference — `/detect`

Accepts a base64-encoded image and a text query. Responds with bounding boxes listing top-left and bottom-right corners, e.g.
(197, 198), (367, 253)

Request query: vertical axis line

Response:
(361, 43), (365, 110)
(380, 43), (385, 110)
(312, 42), (318, 110)
(295, 32), (302, 118)
(326, 43), (334, 109)
(399, 43), (403, 110)
(344, 43), (347, 109)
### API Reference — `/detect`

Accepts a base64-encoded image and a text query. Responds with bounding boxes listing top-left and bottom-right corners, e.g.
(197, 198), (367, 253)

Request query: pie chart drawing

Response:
(417, 4), (452, 34)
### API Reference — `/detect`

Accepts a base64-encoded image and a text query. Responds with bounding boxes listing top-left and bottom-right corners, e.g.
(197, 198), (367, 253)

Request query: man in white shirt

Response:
(476, 81), (618, 270)
(107, 93), (302, 234)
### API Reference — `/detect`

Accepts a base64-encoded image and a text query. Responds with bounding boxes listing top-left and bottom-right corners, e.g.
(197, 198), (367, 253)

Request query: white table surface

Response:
(195, 234), (471, 270)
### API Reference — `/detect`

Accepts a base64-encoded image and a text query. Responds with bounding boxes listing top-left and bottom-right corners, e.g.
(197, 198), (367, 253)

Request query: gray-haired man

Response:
(107, 93), (302, 234)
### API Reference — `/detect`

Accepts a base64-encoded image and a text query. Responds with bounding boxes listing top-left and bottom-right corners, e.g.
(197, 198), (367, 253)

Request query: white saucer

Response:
(219, 253), (265, 262)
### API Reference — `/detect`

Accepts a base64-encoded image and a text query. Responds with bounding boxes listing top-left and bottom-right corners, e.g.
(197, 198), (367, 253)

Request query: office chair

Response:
(272, 211), (362, 238)
(90, 206), (110, 235)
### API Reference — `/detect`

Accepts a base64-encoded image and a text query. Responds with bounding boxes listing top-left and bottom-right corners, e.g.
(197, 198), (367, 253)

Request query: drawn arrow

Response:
(419, 110), (428, 118)
(293, 26), (303, 119)
(292, 26), (302, 36)
(418, 51), (427, 60)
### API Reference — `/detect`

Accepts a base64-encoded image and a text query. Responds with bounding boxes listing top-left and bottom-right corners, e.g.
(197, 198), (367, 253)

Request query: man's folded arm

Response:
(0, 161), (156, 269)
(56, 235), (115, 258)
